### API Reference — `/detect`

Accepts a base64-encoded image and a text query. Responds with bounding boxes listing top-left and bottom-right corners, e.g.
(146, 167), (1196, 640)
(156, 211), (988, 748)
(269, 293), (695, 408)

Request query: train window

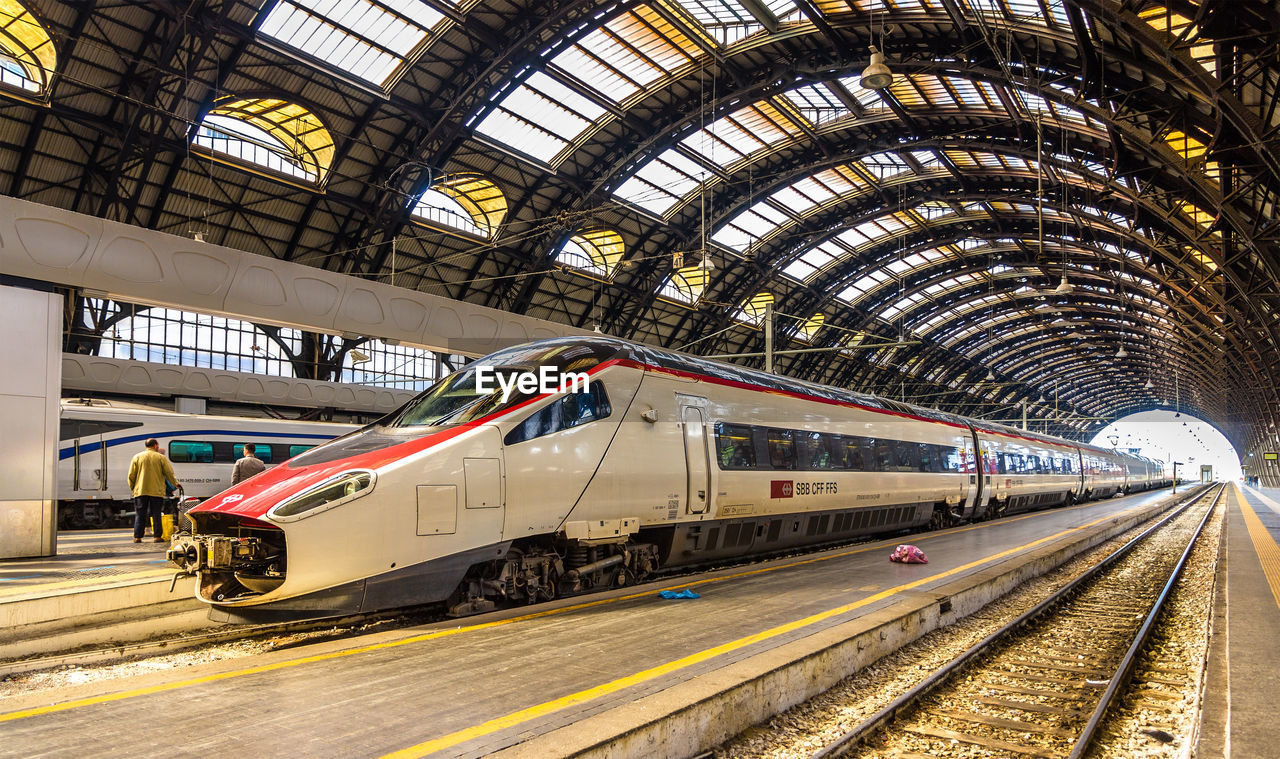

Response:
(503, 381), (612, 445)
(918, 443), (934, 473)
(59, 419), (144, 440)
(798, 432), (832, 470)
(834, 436), (862, 470)
(715, 423), (757, 469)
(389, 341), (621, 427)
(766, 429), (796, 470)
(943, 446), (965, 473)
(237, 443), (273, 463)
(170, 440), (214, 463)
(288, 444), (315, 458)
(875, 439), (895, 471)
(893, 441), (919, 472)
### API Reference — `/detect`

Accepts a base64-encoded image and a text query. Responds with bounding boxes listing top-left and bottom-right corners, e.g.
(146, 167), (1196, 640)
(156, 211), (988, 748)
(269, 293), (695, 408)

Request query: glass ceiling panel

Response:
(681, 99), (805, 168)
(613, 148), (710, 215)
(781, 238), (851, 281)
(552, 5), (706, 105)
(473, 71), (608, 164)
(711, 164), (868, 250)
(858, 152), (913, 181)
(782, 83), (853, 125)
(257, 0), (450, 87)
(673, 0), (804, 46)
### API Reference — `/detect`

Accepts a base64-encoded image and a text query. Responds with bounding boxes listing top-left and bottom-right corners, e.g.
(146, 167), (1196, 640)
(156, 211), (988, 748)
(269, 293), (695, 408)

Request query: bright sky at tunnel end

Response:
(1089, 410), (1242, 482)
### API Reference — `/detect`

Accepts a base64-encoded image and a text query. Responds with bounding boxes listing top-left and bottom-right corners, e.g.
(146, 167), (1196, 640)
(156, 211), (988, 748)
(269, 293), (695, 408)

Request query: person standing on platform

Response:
(231, 443), (266, 485)
(127, 438), (179, 544)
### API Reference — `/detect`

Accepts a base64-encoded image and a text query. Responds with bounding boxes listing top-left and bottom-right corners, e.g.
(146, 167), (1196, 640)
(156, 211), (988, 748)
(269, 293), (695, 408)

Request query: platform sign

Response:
(1265, 452), (1278, 462)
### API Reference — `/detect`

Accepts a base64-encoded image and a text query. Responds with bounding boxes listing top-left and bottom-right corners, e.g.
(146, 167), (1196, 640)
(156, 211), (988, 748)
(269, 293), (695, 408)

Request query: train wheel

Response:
(928, 505), (953, 531)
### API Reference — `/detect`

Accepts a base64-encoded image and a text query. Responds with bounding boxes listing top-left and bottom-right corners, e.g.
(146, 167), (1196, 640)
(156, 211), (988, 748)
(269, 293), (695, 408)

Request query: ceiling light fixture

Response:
(1144, 379), (1154, 389)
(1115, 345), (1128, 358)
(861, 46), (893, 89)
(1053, 274), (1074, 294)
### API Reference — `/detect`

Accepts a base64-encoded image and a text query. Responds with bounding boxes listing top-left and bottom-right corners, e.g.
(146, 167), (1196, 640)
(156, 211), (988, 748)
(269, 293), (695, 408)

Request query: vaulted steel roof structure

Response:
(3, 0), (1278, 452)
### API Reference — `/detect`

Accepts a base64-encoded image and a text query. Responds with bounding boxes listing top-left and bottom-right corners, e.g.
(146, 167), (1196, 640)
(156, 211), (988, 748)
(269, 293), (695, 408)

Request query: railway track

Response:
(810, 482), (1224, 759)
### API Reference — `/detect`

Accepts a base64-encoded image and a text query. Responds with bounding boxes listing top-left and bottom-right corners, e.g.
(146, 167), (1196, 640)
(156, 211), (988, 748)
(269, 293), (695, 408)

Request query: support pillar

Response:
(0, 284), (60, 557)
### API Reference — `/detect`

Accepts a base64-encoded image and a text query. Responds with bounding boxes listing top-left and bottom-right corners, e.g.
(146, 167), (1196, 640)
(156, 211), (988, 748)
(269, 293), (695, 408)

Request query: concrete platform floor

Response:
(1199, 484), (1280, 758)
(0, 489), (1181, 759)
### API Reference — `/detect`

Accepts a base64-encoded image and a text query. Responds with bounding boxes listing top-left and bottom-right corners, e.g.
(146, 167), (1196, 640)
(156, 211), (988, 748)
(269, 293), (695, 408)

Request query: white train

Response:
(168, 337), (1170, 623)
(58, 399), (356, 528)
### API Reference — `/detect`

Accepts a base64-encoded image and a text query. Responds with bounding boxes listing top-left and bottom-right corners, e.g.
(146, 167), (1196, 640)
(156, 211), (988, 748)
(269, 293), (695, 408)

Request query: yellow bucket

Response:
(161, 514), (175, 541)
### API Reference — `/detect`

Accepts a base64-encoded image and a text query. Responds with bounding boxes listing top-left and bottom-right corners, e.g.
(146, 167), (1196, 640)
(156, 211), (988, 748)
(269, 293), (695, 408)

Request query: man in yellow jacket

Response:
(128, 438), (180, 544)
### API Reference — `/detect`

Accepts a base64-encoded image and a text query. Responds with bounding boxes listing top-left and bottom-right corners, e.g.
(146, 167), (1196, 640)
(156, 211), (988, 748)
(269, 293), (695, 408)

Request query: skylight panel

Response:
(671, 0), (803, 45)
(910, 150), (944, 170)
(859, 151), (913, 181)
(613, 148), (709, 215)
(473, 71), (608, 163)
(257, 0), (449, 87)
(784, 239), (846, 281)
(782, 83), (852, 125)
(554, 6), (705, 105)
(836, 76), (888, 111)
(782, 257), (819, 280)
(711, 202), (791, 250)
(682, 100), (804, 167)
(709, 165), (868, 250)
(915, 202), (951, 221)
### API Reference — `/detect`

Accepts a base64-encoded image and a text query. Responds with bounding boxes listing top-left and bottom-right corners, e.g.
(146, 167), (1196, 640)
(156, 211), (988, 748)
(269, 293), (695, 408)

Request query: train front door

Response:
(681, 403), (710, 515)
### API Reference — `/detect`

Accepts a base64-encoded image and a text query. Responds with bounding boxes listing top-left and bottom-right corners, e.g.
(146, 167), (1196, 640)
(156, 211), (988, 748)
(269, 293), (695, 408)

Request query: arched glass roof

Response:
(10, 0), (1278, 447)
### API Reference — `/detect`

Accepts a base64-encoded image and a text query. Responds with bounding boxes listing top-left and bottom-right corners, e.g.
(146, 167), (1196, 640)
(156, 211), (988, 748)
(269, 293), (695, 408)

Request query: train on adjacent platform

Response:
(57, 399), (355, 528)
(169, 337), (1171, 623)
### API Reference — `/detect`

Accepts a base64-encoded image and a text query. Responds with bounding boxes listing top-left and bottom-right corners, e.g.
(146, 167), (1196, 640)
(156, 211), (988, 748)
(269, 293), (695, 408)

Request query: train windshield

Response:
(385, 342), (619, 428)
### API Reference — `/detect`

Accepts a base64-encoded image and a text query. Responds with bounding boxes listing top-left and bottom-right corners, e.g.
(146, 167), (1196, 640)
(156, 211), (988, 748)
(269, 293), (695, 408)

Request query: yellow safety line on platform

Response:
(1233, 484), (1280, 611)
(379, 502), (1154, 759)
(0, 499), (1153, 728)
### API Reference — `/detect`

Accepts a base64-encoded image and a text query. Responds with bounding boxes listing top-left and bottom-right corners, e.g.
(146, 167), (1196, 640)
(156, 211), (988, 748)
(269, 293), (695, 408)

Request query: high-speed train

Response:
(58, 399), (355, 528)
(169, 337), (1169, 622)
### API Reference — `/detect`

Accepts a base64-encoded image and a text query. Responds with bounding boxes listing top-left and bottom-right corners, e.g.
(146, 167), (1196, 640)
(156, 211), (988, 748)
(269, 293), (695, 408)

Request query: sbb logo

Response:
(771, 480), (794, 498)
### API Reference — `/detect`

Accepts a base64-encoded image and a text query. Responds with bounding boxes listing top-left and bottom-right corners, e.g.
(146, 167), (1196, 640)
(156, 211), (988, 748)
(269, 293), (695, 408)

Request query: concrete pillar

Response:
(0, 284), (60, 558)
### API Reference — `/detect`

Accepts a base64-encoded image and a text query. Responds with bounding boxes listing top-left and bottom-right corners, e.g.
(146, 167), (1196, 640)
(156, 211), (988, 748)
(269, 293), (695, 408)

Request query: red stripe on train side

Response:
(192, 359), (634, 518)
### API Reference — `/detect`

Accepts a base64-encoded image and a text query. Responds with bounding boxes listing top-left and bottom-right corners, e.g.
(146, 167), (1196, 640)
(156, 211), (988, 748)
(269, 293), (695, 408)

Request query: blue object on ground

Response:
(658, 588), (700, 599)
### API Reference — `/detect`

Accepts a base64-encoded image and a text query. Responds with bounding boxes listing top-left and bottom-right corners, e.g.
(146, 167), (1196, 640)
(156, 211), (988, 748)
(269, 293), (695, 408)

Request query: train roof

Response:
(484, 337), (1122, 451)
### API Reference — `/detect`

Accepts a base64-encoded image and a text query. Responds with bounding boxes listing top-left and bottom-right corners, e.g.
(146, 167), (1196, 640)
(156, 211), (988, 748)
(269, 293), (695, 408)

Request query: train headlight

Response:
(269, 470), (375, 521)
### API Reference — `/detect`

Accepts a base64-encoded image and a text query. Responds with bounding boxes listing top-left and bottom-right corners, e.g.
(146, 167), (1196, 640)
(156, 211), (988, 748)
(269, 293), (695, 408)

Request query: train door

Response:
(961, 432), (978, 516)
(70, 435), (108, 495)
(680, 402), (711, 515)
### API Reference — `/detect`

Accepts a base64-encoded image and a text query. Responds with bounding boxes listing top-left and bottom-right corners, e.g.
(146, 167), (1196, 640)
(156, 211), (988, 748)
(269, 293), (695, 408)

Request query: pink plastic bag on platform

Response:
(889, 544), (928, 564)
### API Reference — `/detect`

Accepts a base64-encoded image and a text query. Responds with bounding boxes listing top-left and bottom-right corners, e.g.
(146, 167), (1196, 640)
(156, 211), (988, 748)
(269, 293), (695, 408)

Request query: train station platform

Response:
(0, 489), (1183, 759)
(1199, 483), (1280, 758)
(0, 530), (202, 660)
